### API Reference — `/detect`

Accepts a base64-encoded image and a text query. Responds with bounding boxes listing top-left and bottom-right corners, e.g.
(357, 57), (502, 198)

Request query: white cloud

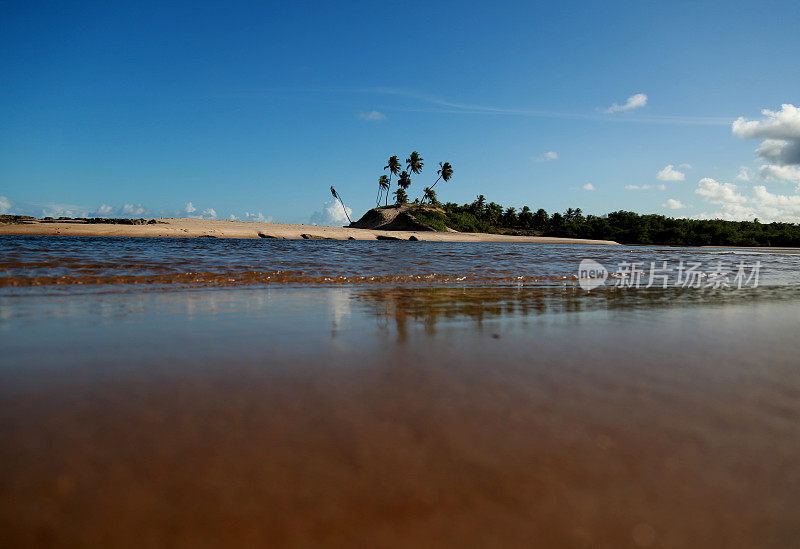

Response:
(183, 204), (219, 219)
(732, 104), (800, 141)
(39, 203), (90, 218)
(679, 163), (692, 169)
(733, 104), (800, 190)
(535, 151), (558, 162)
(755, 138), (800, 166)
(0, 199), (110, 219)
(692, 176), (800, 222)
(121, 203), (146, 216)
(603, 93), (647, 114)
(759, 164), (800, 185)
(656, 164), (686, 181)
(582, 183), (595, 191)
(227, 212), (272, 222)
(736, 166), (753, 181)
(692, 207), (757, 221)
(694, 178), (746, 210)
(695, 177), (746, 204)
(87, 203), (152, 218)
(357, 110), (386, 122)
(751, 185), (800, 209)
(311, 200), (352, 226)
(625, 184), (666, 190)
(749, 186), (800, 222)
(662, 198), (686, 210)
(243, 211), (272, 223)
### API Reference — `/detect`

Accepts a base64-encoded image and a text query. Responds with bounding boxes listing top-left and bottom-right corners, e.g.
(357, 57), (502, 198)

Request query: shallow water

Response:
(1, 237), (800, 547)
(2, 235), (799, 289)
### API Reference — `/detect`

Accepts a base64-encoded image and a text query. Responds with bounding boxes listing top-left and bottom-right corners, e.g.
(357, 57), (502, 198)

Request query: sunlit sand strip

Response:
(0, 217), (619, 245)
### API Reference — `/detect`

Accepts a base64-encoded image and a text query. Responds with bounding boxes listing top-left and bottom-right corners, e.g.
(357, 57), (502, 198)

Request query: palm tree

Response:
(330, 186), (352, 224)
(405, 151), (423, 176)
(397, 171), (411, 190)
(384, 156), (401, 205)
(487, 202), (503, 225)
(393, 188), (408, 204)
(376, 175), (390, 207)
(422, 187), (437, 204)
(393, 171), (412, 204)
(532, 208), (549, 230)
(472, 194), (486, 216)
(503, 206), (518, 227)
(519, 206), (533, 228)
(430, 161), (453, 191)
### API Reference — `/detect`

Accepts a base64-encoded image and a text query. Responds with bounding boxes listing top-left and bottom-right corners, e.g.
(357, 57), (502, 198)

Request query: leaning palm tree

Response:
(405, 151), (423, 176)
(384, 156), (401, 205)
(429, 161), (452, 191)
(330, 186), (352, 224)
(422, 187), (437, 204)
(376, 175), (390, 207)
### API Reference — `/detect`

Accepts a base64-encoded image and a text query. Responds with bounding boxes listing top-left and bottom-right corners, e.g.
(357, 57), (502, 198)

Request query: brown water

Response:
(2, 237), (800, 547)
(2, 235), (799, 289)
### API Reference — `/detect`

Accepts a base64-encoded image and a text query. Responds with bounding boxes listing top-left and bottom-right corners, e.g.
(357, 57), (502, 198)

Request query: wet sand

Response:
(1, 287), (799, 547)
(0, 217), (619, 244)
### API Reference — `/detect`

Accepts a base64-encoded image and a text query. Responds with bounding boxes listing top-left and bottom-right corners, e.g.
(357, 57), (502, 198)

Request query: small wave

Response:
(0, 271), (584, 288)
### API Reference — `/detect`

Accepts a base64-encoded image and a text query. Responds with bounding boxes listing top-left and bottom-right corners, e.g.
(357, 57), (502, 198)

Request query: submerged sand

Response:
(0, 217), (619, 245)
(1, 287), (799, 547)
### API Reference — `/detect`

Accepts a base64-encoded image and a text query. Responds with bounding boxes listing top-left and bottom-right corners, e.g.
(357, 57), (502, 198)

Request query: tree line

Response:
(414, 195), (800, 247)
(330, 154), (800, 246)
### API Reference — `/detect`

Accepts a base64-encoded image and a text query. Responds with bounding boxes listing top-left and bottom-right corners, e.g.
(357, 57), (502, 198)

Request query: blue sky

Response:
(2, 0), (800, 224)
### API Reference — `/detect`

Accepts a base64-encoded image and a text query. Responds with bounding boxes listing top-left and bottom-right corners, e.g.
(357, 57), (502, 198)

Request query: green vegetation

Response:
(406, 151), (423, 176)
(410, 209), (450, 232)
(366, 153), (799, 246)
(376, 175), (389, 207)
(393, 171), (412, 204)
(377, 152), (454, 206)
(382, 155), (401, 206)
(408, 195), (800, 246)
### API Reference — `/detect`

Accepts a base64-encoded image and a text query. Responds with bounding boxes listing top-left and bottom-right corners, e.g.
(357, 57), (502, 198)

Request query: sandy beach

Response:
(0, 217), (619, 245)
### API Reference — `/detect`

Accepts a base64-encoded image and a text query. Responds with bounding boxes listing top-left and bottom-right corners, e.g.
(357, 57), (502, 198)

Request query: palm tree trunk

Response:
(338, 196), (352, 224)
(422, 176), (443, 203)
(330, 186), (352, 224)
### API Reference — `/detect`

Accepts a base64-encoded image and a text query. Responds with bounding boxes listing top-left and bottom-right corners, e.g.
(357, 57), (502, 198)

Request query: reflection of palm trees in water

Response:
(352, 287), (553, 343)
(350, 286), (710, 343)
(375, 302), (390, 333)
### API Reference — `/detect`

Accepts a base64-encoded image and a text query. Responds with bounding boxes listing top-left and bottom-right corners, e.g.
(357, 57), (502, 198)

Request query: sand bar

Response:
(0, 217), (619, 245)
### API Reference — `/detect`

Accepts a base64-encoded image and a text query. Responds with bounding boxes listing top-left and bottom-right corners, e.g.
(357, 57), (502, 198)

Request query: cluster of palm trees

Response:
(376, 152), (453, 207)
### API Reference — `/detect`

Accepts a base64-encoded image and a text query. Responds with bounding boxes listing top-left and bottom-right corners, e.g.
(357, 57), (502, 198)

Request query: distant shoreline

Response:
(0, 217), (620, 245)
